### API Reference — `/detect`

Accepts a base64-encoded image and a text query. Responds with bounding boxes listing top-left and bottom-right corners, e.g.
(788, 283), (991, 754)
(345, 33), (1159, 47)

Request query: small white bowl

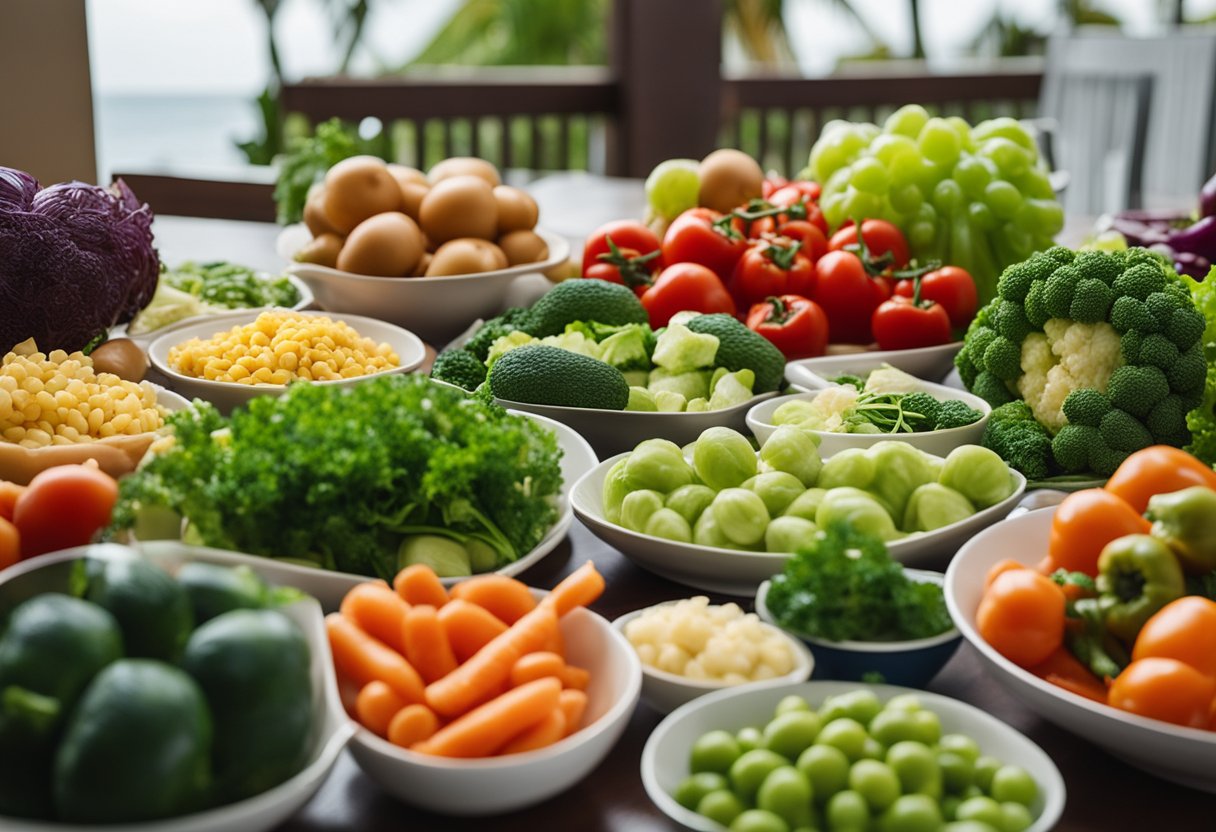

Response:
(346, 587), (641, 816)
(611, 601), (814, 714)
(946, 508), (1216, 793)
(148, 309), (426, 414)
(0, 544), (354, 832)
(746, 386), (991, 457)
(285, 227), (570, 344)
(641, 680), (1066, 832)
(785, 342), (963, 389)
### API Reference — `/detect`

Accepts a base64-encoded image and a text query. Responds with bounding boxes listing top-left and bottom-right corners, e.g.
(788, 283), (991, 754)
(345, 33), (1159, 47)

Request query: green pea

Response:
(757, 766), (814, 829)
(814, 717), (868, 762)
(825, 789), (870, 831)
(869, 709), (921, 747)
(738, 726), (766, 752)
(941, 795), (962, 822)
(691, 729), (743, 775)
(775, 694), (812, 717)
(938, 733), (980, 765)
(861, 737), (886, 761)
(943, 822), (1002, 832)
(938, 750), (975, 794)
(909, 710), (942, 746)
(796, 744), (850, 803)
(886, 741), (939, 795)
(848, 759), (900, 812)
(885, 694), (923, 713)
(764, 711), (822, 760)
(698, 789), (746, 827)
(1000, 801), (1034, 832)
(830, 689), (883, 727)
(973, 756), (1002, 793)
(730, 808), (792, 832)
(730, 749), (790, 803)
(989, 765), (1037, 807)
(955, 796), (1005, 828)
(674, 772), (729, 810)
(878, 793), (943, 832)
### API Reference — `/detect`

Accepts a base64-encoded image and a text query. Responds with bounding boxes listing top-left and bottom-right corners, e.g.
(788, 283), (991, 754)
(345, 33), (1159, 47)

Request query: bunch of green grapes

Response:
(807, 105), (1063, 303)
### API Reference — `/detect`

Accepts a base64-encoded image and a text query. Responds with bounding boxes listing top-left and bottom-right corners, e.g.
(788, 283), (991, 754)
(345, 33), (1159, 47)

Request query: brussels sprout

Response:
(625, 438), (696, 493)
(710, 488), (771, 546)
(465, 538), (498, 573)
(666, 484), (718, 525)
(742, 471), (807, 517)
(868, 441), (936, 522)
(902, 483), (976, 532)
(694, 507), (752, 550)
(817, 448), (876, 491)
(939, 446), (1015, 509)
(398, 535), (471, 577)
(654, 390), (688, 412)
(771, 399), (823, 429)
(626, 386), (658, 412)
(602, 459), (633, 524)
(652, 323), (719, 372)
(645, 507), (694, 542)
(621, 489), (665, 532)
(648, 368), (711, 400)
(694, 427), (758, 490)
(708, 369), (756, 409)
(686, 397), (711, 412)
(764, 516), (820, 553)
(816, 488), (899, 541)
(783, 487), (828, 521)
(847, 421), (884, 434)
(758, 425), (823, 487)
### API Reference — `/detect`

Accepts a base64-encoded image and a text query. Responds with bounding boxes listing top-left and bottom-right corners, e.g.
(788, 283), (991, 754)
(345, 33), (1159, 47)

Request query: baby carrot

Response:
(338, 677), (361, 718)
(449, 574), (537, 624)
(438, 599), (509, 662)
(341, 582), (410, 654)
(542, 623), (565, 656)
(0, 481), (24, 522)
(499, 708), (566, 755)
(558, 688), (588, 736)
(355, 680), (408, 737)
(394, 564), (449, 608)
(560, 664), (590, 691)
(403, 605), (459, 684)
(413, 677), (561, 758)
(510, 651), (567, 687)
(425, 605), (558, 717)
(387, 703), (440, 748)
(539, 561), (605, 618)
(326, 613), (425, 704)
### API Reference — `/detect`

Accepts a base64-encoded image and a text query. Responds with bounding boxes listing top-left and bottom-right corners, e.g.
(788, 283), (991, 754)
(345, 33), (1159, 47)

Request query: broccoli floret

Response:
(1100, 408), (1154, 453)
(935, 399), (983, 430)
(1107, 365), (1170, 418)
(955, 351), (979, 388)
(832, 373), (867, 390)
(1088, 442), (1131, 478)
(1061, 388), (1111, 428)
(982, 402), (1054, 479)
(1125, 247), (1166, 270)
(1120, 330), (1143, 363)
(1109, 296), (1157, 334)
(993, 301), (1033, 342)
(1137, 333), (1181, 371)
(1147, 394), (1190, 444)
(1052, 424), (1099, 472)
(429, 349), (487, 391)
(1069, 278), (1114, 323)
(1167, 307), (1206, 349)
(1168, 343), (1208, 394)
(1043, 246), (1076, 266)
(900, 392), (941, 425)
(972, 370), (1014, 406)
(1024, 281), (1050, 328)
(1073, 250), (1123, 285)
(965, 326), (998, 368)
(1043, 265), (1082, 318)
(1112, 263), (1167, 300)
(984, 337), (1022, 380)
(997, 260), (1040, 303)
(1146, 291), (1187, 330)
(464, 309), (530, 360)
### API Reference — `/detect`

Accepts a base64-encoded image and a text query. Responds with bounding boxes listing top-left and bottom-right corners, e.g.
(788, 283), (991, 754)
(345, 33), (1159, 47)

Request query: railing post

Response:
(609, 0), (722, 177)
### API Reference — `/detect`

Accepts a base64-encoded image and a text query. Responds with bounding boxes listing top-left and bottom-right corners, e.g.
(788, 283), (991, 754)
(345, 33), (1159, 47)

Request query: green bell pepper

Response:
(1146, 486), (1216, 574)
(1096, 534), (1185, 643)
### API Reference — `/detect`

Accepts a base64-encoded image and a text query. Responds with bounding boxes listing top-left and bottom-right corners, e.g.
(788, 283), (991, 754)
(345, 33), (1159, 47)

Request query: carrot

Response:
(984, 559), (1028, 590)
(499, 708), (566, 755)
(340, 582), (410, 654)
(542, 624), (565, 656)
(539, 561), (605, 618)
(326, 613), (425, 704)
(0, 482), (24, 522)
(449, 574), (537, 624)
(425, 605), (558, 717)
(393, 564), (449, 607)
(558, 688), (588, 736)
(438, 599), (509, 662)
(560, 664), (590, 691)
(413, 677), (562, 758)
(510, 651), (566, 687)
(387, 703), (440, 748)
(403, 604), (459, 684)
(1030, 646), (1109, 703)
(355, 681), (408, 737)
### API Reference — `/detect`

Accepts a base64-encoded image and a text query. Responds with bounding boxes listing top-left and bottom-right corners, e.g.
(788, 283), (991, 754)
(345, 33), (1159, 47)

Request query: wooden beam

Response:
(113, 173), (275, 222)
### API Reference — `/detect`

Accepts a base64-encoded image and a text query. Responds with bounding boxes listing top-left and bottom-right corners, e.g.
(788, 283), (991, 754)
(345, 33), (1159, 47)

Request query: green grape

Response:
(1023, 198), (1065, 235)
(952, 157), (992, 199)
(908, 221), (937, 249)
(932, 179), (964, 216)
(645, 158), (701, 221)
(811, 144), (850, 185)
(858, 122), (882, 142)
(851, 157), (891, 194)
(889, 183), (924, 214)
(824, 165), (854, 197)
(836, 127), (873, 160)
(1001, 222), (1033, 253)
(918, 118), (962, 165)
(870, 134), (918, 166)
(1012, 168), (1056, 200)
(982, 180), (1023, 219)
(968, 202), (996, 232)
(821, 192), (849, 229)
(885, 104), (931, 139)
(888, 152), (927, 189)
(978, 138), (1030, 176)
(842, 189), (885, 223)
(972, 116), (1035, 150)
(945, 116), (977, 152)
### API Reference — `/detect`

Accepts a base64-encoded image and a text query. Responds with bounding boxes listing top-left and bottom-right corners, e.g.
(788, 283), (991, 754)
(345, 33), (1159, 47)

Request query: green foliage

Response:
(1185, 268), (1216, 464)
(272, 118), (374, 225)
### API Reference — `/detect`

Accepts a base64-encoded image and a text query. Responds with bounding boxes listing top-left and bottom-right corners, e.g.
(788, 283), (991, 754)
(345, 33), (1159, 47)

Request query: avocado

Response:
(489, 344), (630, 409)
(526, 280), (649, 337)
(686, 313), (787, 393)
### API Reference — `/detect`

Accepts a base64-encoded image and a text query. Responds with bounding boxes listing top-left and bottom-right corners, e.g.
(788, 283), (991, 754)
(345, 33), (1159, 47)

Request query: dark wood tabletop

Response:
(276, 521), (1212, 832)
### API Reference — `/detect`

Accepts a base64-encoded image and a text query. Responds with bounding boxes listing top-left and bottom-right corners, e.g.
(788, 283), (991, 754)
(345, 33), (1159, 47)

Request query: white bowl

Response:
(500, 391), (779, 459)
(746, 386), (991, 457)
(147, 308), (427, 414)
(132, 409), (597, 611)
(945, 508), (1216, 793)
(571, 451), (1026, 596)
(641, 680), (1065, 832)
(0, 544), (354, 832)
(347, 587), (641, 815)
(611, 601), (814, 714)
(785, 342), (963, 390)
(285, 227), (570, 344)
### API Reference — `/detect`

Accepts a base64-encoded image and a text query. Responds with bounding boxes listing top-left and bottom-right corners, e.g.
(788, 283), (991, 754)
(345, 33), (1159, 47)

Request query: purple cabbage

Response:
(0, 167), (159, 352)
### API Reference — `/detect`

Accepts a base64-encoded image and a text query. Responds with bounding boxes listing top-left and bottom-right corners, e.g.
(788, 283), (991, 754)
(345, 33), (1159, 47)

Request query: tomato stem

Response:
(843, 220), (894, 276)
(764, 295), (791, 325)
(762, 239), (803, 271)
(597, 235), (660, 289)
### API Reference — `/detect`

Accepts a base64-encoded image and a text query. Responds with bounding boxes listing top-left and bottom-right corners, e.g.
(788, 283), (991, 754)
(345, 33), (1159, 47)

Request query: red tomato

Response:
(745, 295), (829, 359)
(769, 186), (828, 234)
(829, 219), (910, 270)
(761, 176), (788, 200)
(729, 239), (816, 310)
(13, 463), (119, 558)
(894, 265), (978, 329)
(871, 294), (953, 351)
(661, 208), (748, 281)
(810, 250), (888, 344)
(773, 221), (828, 263)
(640, 263), (736, 328)
(582, 220), (663, 296)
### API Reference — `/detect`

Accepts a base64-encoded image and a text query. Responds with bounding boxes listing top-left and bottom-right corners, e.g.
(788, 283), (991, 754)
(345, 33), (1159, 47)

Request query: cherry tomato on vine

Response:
(894, 265), (978, 329)
(871, 294), (953, 351)
(829, 219), (909, 270)
(810, 250), (888, 344)
(729, 238), (816, 310)
(661, 208), (748, 281)
(745, 294), (828, 359)
(769, 185), (827, 234)
(771, 220), (828, 262)
(582, 220), (664, 296)
(640, 263), (736, 328)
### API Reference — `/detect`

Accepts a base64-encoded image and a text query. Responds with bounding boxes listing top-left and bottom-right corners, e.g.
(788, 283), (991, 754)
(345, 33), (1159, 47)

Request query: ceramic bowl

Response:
(945, 507), (1216, 793)
(0, 544), (353, 832)
(147, 309), (426, 414)
(784, 342), (964, 390)
(755, 573), (961, 688)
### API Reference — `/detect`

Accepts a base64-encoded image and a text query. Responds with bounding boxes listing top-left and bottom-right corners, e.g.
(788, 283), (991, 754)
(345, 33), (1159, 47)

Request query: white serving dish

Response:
(785, 342), (963, 389)
(0, 544), (354, 832)
(347, 587), (641, 815)
(499, 391), (779, 459)
(641, 680), (1065, 832)
(945, 507), (1216, 793)
(133, 409), (596, 611)
(147, 308), (426, 414)
(571, 451), (1026, 596)
(745, 386), (991, 457)
(284, 226), (570, 344)
(611, 601), (814, 714)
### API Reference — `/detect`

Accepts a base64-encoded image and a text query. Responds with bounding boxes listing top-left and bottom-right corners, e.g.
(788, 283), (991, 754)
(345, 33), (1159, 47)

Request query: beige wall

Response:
(0, 0), (96, 185)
